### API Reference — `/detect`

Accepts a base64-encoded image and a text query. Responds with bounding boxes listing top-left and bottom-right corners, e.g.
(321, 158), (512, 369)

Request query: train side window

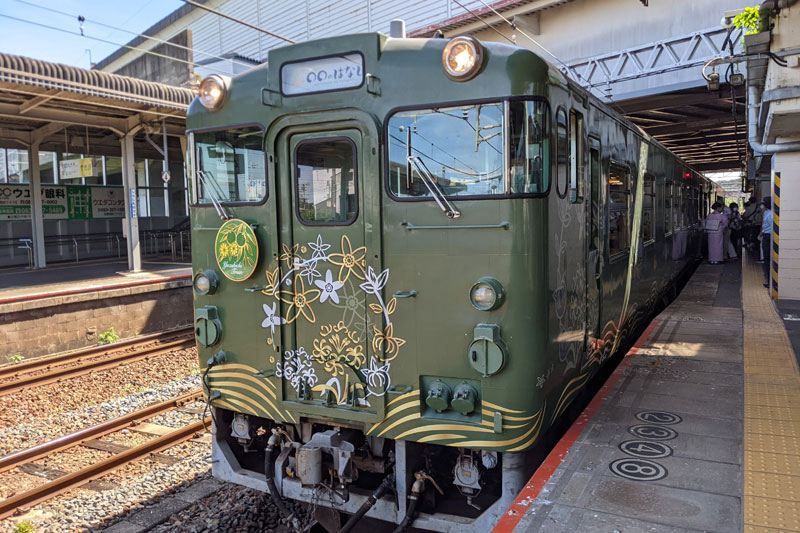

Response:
(555, 108), (568, 198)
(294, 138), (358, 225)
(664, 180), (673, 235)
(589, 145), (600, 251)
(608, 163), (630, 257)
(509, 100), (551, 194)
(569, 110), (584, 203)
(643, 174), (655, 243)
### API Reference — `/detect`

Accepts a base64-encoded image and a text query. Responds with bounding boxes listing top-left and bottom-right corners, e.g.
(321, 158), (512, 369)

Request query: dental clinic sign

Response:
(0, 184), (125, 221)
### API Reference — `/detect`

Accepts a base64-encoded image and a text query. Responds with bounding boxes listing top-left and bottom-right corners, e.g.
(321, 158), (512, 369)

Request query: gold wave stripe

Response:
(552, 373), (589, 422)
(213, 389), (270, 418)
(215, 397), (263, 417)
(209, 371), (277, 399)
(212, 381), (296, 423)
(386, 390), (419, 408)
(458, 405), (545, 450)
(482, 400), (526, 414)
(210, 364), (278, 390)
(376, 413), (420, 438)
(417, 433), (466, 443)
(394, 422), (496, 440)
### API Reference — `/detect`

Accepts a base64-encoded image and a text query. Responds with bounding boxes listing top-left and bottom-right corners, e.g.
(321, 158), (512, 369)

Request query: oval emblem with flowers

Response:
(215, 219), (259, 281)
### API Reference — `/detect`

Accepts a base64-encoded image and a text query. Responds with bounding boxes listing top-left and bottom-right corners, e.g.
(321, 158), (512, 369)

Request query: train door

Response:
(586, 136), (603, 353)
(271, 117), (383, 420)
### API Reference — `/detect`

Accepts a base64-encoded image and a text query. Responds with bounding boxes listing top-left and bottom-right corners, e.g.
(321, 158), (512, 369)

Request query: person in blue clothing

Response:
(761, 197), (773, 288)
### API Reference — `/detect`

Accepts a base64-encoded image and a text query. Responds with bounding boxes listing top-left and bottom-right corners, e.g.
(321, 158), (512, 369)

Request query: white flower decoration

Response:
(315, 269), (344, 304)
(261, 302), (286, 336)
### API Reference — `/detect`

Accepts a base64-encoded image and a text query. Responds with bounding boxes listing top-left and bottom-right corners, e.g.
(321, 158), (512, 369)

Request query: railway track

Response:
(0, 389), (207, 520)
(0, 327), (195, 397)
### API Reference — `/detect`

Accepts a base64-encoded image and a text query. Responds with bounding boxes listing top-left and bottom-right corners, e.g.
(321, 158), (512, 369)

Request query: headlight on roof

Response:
(443, 37), (484, 81)
(198, 75), (229, 110)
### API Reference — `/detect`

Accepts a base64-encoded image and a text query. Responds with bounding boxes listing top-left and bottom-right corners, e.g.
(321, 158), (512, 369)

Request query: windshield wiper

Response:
(196, 170), (232, 220)
(408, 156), (460, 219)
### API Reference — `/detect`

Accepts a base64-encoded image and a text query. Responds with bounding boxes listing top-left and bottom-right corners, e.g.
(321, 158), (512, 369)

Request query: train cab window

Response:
(386, 100), (550, 199)
(608, 163), (630, 257)
(643, 174), (655, 243)
(555, 108), (568, 198)
(192, 125), (266, 205)
(568, 110), (584, 203)
(509, 100), (551, 194)
(294, 138), (357, 225)
(387, 103), (504, 198)
(664, 180), (673, 235)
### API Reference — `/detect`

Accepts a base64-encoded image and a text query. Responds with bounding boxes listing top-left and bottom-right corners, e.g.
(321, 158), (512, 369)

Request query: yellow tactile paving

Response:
(746, 404), (800, 421)
(745, 527), (798, 533)
(745, 471), (800, 500)
(743, 256), (800, 531)
(746, 450), (800, 476)
(744, 496), (800, 530)
(746, 418), (800, 437)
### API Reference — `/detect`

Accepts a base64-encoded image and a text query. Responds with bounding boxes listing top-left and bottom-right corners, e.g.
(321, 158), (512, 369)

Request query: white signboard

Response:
(281, 53), (364, 96)
(60, 158), (98, 180)
(0, 184), (123, 221)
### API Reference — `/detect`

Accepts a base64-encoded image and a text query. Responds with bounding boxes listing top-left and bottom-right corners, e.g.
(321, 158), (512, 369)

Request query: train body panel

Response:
(187, 32), (711, 528)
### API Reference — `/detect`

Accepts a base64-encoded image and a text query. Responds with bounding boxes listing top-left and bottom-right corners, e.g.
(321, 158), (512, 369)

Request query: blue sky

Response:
(0, 0), (184, 68)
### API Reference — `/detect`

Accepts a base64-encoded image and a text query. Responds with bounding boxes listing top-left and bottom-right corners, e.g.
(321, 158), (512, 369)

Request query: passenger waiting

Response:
(705, 202), (728, 265)
(729, 202), (743, 259)
(761, 197), (773, 288)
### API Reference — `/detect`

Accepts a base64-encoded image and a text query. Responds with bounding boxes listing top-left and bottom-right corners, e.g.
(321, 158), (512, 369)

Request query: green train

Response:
(187, 31), (715, 531)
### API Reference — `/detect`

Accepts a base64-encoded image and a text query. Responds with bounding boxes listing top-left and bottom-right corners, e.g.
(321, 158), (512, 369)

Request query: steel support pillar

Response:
(28, 141), (46, 268)
(121, 131), (141, 272)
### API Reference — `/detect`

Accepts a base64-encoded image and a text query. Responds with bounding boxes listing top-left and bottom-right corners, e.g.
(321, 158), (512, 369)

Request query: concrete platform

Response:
(0, 257), (191, 304)
(494, 257), (800, 532)
(0, 258), (193, 361)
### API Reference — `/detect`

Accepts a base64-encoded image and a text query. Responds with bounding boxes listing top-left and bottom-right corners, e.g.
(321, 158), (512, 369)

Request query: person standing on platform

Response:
(729, 202), (743, 259)
(722, 203), (737, 261)
(705, 202), (728, 265)
(742, 199), (759, 253)
(761, 197), (773, 287)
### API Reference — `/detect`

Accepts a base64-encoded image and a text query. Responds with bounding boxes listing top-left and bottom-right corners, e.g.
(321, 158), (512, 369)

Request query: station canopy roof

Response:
(0, 52), (194, 158)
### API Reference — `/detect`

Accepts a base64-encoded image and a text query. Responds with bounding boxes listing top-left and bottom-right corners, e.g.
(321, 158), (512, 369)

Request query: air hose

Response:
(264, 431), (302, 531)
(392, 475), (424, 533)
(340, 471), (395, 533)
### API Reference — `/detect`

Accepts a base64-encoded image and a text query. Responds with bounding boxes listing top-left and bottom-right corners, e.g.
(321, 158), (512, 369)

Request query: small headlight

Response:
(443, 37), (484, 80)
(198, 75), (229, 110)
(194, 270), (219, 295)
(469, 277), (505, 311)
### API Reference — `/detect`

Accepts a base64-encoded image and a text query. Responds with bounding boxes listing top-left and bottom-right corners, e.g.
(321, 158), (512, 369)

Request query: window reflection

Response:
(387, 100), (549, 198)
(195, 126), (266, 204)
(295, 139), (357, 224)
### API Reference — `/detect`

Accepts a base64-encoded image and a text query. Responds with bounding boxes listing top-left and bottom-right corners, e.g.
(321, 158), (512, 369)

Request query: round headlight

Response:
(443, 37), (484, 80)
(198, 75), (229, 110)
(469, 277), (505, 311)
(194, 270), (219, 295)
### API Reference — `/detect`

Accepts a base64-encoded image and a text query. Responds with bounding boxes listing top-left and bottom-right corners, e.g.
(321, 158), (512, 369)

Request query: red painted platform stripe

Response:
(492, 319), (660, 533)
(0, 274), (191, 305)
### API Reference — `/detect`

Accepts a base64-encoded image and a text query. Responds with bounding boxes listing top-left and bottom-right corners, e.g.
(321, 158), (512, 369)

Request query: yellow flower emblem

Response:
(277, 275), (320, 323)
(278, 243), (302, 269)
(328, 235), (366, 283)
(372, 324), (406, 361)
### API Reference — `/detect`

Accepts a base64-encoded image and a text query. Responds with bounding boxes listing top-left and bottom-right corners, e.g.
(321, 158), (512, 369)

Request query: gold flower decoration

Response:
(372, 324), (406, 361)
(328, 235), (366, 283)
(277, 275), (320, 323)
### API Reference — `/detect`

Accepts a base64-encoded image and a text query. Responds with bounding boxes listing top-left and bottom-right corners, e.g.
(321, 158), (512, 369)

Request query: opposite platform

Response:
(494, 255), (800, 532)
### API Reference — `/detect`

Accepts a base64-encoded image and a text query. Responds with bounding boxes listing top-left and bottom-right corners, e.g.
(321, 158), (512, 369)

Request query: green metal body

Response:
(188, 33), (711, 456)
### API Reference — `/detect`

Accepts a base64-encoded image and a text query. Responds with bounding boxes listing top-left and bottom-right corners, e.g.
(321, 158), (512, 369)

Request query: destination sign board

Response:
(281, 53), (363, 96)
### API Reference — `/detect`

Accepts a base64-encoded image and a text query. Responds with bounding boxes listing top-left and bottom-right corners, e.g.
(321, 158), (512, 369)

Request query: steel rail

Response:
(0, 337), (195, 397)
(0, 326), (194, 380)
(0, 390), (203, 474)
(0, 417), (210, 520)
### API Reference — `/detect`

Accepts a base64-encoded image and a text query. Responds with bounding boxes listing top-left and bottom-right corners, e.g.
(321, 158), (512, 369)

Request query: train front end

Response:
(187, 32), (554, 530)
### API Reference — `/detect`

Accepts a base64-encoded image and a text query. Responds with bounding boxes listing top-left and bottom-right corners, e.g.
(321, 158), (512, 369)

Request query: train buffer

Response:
(495, 256), (800, 533)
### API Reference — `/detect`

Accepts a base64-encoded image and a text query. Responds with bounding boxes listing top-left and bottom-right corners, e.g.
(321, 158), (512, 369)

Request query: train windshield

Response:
(387, 100), (549, 198)
(192, 125), (267, 205)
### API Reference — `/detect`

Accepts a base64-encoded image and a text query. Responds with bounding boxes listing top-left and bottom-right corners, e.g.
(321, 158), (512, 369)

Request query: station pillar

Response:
(121, 131), (142, 272)
(770, 144), (800, 300)
(28, 141), (46, 269)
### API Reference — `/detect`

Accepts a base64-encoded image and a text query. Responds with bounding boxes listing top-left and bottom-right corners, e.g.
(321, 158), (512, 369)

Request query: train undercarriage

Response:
(213, 407), (535, 532)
